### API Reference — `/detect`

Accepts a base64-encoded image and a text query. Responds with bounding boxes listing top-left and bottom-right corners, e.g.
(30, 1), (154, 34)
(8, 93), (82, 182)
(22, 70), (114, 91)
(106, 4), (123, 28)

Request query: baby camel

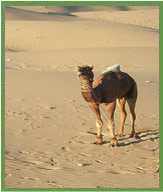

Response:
(76, 65), (138, 147)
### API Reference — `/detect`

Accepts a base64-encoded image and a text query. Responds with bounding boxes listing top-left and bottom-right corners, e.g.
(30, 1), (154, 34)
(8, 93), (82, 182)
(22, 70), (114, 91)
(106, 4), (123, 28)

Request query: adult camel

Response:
(76, 65), (138, 147)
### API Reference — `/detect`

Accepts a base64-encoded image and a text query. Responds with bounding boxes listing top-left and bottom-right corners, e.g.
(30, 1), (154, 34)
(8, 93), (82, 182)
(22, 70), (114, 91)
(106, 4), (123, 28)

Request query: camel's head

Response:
(75, 65), (94, 81)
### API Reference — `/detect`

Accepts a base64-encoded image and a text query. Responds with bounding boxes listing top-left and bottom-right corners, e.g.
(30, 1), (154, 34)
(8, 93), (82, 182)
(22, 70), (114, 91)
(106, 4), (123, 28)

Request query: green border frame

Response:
(1, 1), (162, 192)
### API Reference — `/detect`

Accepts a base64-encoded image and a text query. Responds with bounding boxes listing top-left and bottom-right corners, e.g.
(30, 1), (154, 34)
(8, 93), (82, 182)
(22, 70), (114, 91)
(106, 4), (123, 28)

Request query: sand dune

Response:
(5, 19), (159, 73)
(5, 6), (82, 21)
(9, 5), (159, 14)
(73, 9), (159, 30)
(5, 6), (159, 188)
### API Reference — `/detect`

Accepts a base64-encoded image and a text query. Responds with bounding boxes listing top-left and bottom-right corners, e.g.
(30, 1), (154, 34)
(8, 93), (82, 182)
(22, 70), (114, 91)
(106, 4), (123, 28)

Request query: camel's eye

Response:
(80, 68), (84, 73)
(86, 67), (91, 71)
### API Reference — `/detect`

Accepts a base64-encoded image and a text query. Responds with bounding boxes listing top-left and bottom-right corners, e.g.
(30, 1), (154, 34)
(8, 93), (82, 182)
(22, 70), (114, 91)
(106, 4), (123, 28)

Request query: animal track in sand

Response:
(19, 129), (27, 133)
(39, 115), (50, 119)
(76, 163), (91, 167)
(79, 153), (92, 157)
(115, 169), (136, 175)
(47, 181), (63, 188)
(37, 137), (53, 142)
(37, 165), (62, 171)
(68, 140), (75, 144)
(78, 141), (93, 145)
(17, 156), (62, 171)
(5, 151), (10, 154)
(110, 163), (143, 175)
(94, 159), (106, 164)
(96, 186), (105, 188)
(20, 177), (40, 181)
(6, 156), (15, 160)
(6, 110), (53, 120)
(5, 110), (33, 120)
(28, 123), (40, 129)
(72, 135), (81, 139)
(46, 106), (56, 110)
(107, 170), (120, 175)
(5, 173), (12, 177)
(19, 62), (28, 68)
(79, 131), (94, 136)
(18, 150), (32, 155)
(79, 122), (86, 126)
(68, 99), (76, 103)
(136, 166), (149, 172)
(61, 146), (70, 151)
(28, 160), (42, 166)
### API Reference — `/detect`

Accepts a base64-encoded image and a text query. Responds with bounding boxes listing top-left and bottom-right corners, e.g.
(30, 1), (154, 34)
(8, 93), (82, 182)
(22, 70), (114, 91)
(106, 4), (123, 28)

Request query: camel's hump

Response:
(102, 64), (121, 74)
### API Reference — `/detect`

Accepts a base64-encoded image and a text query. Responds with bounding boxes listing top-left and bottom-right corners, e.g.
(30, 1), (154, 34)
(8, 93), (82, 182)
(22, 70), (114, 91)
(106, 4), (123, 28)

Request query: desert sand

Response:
(5, 6), (159, 188)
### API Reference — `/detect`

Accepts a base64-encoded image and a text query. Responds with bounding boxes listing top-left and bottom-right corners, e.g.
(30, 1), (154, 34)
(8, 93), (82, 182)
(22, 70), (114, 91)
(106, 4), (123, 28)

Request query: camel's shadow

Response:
(117, 130), (159, 147)
(87, 130), (159, 147)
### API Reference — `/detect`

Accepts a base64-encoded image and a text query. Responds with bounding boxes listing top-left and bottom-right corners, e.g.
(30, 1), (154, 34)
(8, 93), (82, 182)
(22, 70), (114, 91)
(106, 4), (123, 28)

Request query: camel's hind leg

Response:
(106, 101), (119, 147)
(89, 102), (103, 144)
(117, 97), (127, 137)
(127, 98), (137, 138)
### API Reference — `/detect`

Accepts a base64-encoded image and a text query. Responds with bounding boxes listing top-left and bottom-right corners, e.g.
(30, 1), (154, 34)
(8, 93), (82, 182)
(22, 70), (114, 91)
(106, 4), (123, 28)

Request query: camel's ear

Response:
(75, 66), (80, 73)
(76, 66), (81, 70)
(90, 66), (94, 70)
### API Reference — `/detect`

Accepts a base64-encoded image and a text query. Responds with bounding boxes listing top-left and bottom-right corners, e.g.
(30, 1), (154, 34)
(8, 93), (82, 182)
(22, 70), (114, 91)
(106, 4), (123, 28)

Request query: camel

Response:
(75, 65), (138, 147)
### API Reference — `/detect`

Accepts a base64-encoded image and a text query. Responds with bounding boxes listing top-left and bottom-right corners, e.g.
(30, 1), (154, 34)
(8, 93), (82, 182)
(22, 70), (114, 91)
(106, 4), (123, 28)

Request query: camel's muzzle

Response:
(76, 71), (82, 76)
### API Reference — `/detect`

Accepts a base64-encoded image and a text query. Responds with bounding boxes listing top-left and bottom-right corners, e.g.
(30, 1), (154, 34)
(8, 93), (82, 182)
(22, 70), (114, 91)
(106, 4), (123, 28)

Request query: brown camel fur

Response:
(76, 65), (138, 147)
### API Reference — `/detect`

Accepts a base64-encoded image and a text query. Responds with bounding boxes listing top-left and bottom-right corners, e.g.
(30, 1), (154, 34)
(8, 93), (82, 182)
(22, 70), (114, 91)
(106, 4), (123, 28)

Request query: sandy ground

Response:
(5, 6), (159, 188)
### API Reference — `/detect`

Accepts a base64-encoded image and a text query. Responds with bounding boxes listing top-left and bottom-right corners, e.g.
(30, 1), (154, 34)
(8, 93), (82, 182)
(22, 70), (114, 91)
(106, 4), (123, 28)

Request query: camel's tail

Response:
(126, 78), (138, 102)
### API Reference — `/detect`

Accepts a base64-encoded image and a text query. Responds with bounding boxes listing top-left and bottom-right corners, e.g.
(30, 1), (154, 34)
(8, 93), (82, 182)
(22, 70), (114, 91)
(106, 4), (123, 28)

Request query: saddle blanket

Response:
(102, 64), (121, 74)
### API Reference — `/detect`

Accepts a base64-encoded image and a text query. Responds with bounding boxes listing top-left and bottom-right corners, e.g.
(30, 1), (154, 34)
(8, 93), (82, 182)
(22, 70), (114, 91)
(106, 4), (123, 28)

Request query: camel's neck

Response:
(80, 79), (93, 91)
(80, 78), (96, 102)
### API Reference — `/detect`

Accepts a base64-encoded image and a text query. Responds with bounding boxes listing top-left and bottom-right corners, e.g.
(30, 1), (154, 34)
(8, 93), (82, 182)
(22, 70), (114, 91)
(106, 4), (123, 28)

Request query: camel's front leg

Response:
(89, 102), (103, 144)
(106, 102), (119, 147)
